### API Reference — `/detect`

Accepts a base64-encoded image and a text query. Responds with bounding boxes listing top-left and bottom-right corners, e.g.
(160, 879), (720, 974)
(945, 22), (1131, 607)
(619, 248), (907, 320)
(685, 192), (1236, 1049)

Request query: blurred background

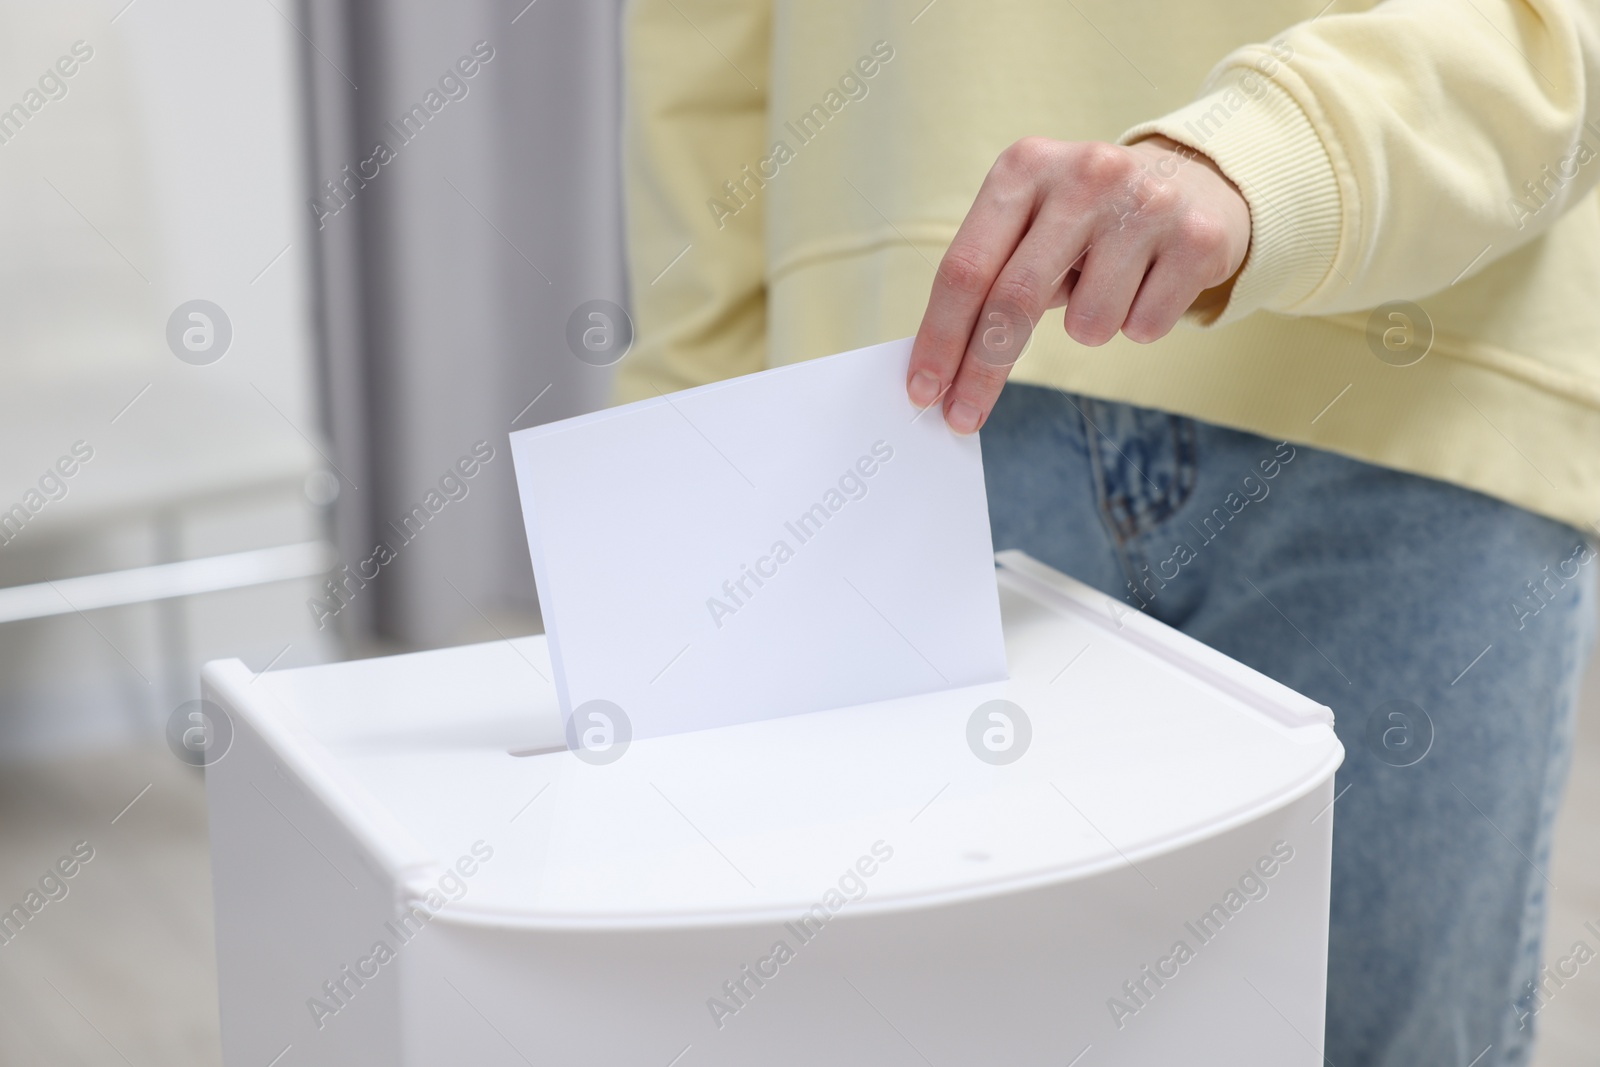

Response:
(0, 1), (1594, 1063)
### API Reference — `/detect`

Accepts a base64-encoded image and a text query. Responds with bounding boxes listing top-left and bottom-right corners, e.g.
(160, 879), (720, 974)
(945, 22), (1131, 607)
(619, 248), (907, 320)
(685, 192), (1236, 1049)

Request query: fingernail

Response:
(947, 400), (982, 435)
(908, 370), (942, 408)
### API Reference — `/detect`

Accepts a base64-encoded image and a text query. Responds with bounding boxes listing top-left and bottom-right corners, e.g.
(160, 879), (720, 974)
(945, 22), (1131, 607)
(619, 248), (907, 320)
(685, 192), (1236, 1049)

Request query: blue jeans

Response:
(982, 383), (1597, 1067)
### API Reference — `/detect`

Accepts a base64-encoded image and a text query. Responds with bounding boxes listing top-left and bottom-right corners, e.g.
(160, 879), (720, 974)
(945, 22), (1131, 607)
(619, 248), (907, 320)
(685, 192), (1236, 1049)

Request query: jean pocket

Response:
(1085, 398), (1198, 542)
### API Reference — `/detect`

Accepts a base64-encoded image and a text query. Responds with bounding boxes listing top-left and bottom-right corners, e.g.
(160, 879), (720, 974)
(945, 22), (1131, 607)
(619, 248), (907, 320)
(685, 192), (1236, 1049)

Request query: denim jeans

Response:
(981, 383), (1597, 1067)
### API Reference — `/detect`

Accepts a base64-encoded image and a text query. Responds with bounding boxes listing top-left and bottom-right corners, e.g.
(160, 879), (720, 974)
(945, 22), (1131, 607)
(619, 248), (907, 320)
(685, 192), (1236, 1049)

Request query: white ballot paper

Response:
(510, 336), (1007, 740)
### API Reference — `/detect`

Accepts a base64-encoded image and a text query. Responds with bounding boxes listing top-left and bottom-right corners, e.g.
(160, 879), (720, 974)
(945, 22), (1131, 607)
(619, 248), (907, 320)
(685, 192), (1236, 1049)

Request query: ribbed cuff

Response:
(1121, 68), (1343, 327)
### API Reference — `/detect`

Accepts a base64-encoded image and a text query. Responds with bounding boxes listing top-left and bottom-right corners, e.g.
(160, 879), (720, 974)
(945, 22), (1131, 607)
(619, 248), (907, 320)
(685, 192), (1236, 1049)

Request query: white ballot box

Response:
(202, 552), (1343, 1066)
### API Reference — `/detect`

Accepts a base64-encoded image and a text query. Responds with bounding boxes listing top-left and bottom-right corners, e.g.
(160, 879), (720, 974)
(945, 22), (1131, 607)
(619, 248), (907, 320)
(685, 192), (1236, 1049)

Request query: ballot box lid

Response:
(203, 552), (1343, 930)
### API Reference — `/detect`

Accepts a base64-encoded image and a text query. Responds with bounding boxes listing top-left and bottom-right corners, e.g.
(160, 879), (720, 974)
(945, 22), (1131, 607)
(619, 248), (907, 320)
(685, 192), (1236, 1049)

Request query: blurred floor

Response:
(0, 658), (1596, 1065)
(0, 747), (219, 1064)
(1532, 656), (1600, 1066)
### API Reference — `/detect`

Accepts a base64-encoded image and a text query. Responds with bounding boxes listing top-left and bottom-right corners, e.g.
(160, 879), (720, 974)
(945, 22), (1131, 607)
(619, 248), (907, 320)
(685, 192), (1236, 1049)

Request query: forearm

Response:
(1123, 0), (1600, 324)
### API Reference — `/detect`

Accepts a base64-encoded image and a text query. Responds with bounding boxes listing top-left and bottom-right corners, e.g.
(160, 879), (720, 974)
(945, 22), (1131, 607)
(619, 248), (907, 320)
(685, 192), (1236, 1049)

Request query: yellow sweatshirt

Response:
(618, 0), (1600, 532)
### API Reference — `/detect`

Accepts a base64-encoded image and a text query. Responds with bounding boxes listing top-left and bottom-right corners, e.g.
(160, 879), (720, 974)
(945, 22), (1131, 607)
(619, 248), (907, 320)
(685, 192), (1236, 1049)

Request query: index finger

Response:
(906, 168), (1037, 409)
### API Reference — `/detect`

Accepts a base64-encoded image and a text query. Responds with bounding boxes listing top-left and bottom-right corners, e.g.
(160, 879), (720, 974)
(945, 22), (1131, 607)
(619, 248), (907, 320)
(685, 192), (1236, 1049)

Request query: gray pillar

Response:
(303, 0), (626, 649)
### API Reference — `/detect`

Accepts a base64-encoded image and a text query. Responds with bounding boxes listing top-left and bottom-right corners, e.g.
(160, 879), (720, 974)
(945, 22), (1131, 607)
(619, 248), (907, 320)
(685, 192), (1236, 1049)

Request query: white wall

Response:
(0, 0), (335, 758)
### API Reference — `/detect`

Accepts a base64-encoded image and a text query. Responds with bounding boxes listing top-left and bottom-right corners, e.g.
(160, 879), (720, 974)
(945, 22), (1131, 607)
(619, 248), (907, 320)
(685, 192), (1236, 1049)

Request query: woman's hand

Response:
(906, 135), (1251, 433)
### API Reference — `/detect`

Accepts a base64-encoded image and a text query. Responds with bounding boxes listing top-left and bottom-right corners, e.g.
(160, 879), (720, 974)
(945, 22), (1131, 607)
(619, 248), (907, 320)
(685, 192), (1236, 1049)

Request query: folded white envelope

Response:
(510, 336), (1007, 740)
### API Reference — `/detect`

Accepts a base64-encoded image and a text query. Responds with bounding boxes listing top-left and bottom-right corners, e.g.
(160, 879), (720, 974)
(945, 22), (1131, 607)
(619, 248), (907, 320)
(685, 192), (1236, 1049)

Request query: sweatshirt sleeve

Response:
(1121, 0), (1600, 326)
(614, 0), (771, 403)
